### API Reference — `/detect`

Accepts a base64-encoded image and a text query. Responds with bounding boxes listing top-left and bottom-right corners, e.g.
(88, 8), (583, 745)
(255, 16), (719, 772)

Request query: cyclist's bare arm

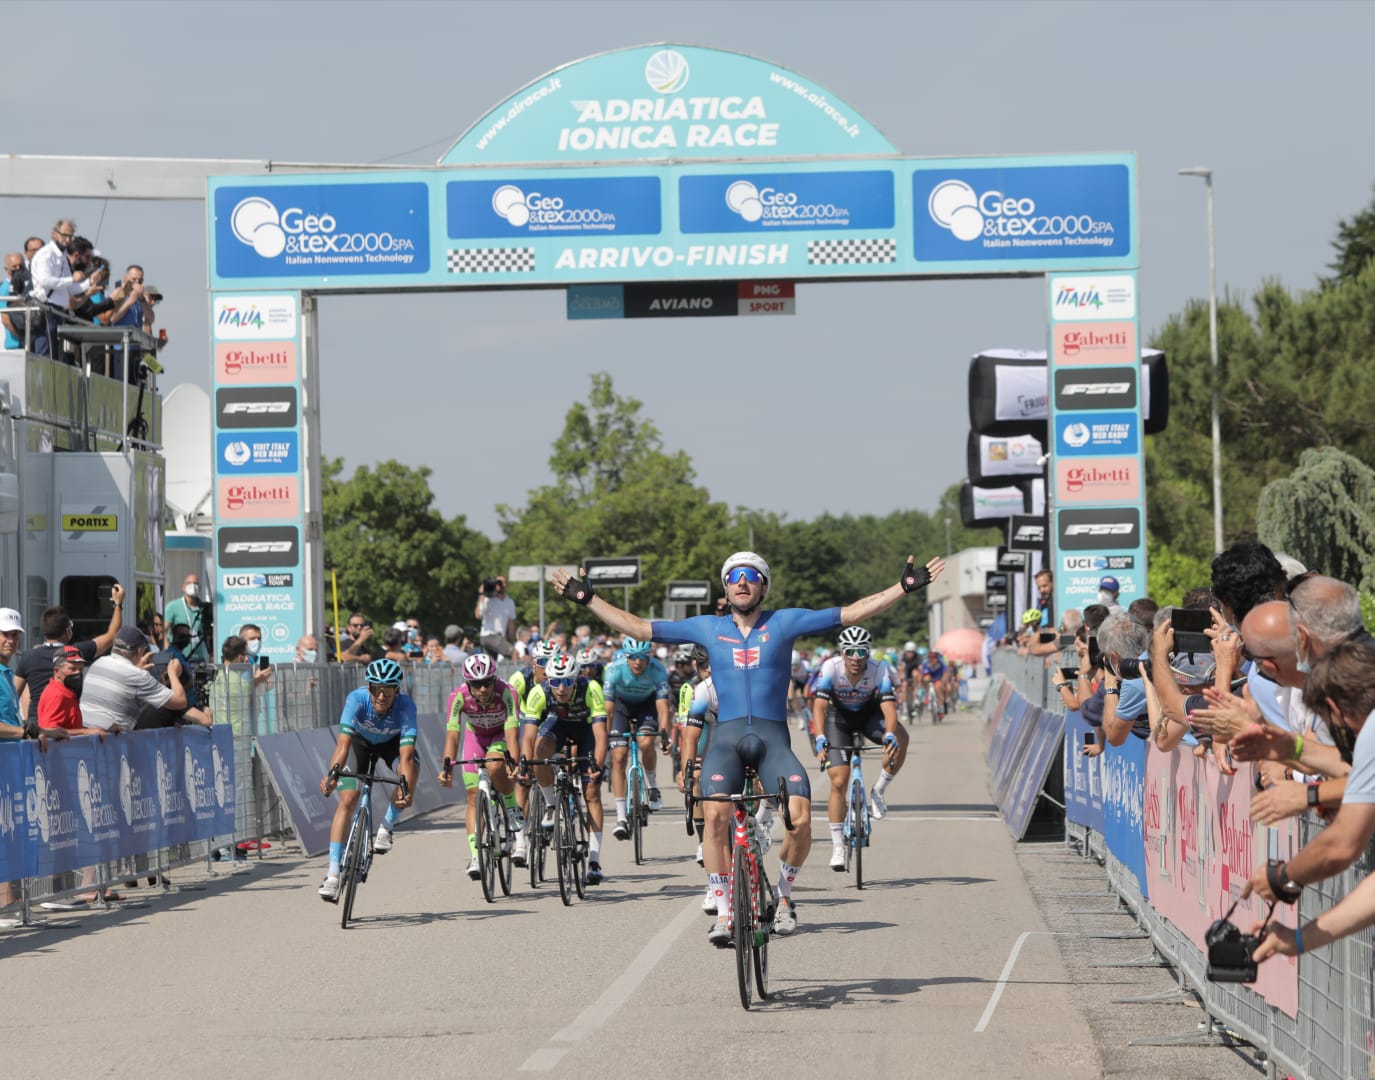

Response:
(839, 557), (944, 625)
(549, 568), (653, 641)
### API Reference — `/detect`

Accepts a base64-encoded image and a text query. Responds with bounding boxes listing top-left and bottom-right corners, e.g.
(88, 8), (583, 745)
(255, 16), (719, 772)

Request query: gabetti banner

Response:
(0, 727), (235, 882)
(211, 290), (307, 660)
(1048, 271), (1147, 616)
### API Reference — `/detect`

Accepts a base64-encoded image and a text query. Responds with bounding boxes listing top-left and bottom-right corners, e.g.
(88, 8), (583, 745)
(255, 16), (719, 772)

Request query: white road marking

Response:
(519, 900), (699, 1071)
(882, 815), (1000, 822)
(974, 930), (1036, 1033)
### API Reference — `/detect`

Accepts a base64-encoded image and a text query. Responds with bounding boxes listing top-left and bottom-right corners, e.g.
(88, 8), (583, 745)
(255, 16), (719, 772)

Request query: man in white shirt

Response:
(29, 219), (92, 309)
(474, 576), (517, 659)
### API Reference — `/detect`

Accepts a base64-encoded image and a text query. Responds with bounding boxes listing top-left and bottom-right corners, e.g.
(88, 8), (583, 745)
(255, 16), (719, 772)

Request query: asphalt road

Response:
(0, 711), (1252, 1079)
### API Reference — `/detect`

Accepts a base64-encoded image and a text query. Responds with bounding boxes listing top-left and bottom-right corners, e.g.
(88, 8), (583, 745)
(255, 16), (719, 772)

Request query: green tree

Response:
(322, 458), (491, 634)
(1256, 446), (1375, 593)
(1326, 182), (1375, 287)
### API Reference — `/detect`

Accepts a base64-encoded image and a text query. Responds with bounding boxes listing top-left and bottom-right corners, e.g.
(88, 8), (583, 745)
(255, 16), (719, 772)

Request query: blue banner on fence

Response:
(1002, 707), (1065, 840)
(1102, 734), (1149, 899)
(8, 727), (235, 881)
(1062, 710), (1106, 833)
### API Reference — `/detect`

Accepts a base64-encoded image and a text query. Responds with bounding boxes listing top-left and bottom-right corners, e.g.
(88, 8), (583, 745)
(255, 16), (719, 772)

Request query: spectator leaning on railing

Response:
(13, 587), (125, 728)
(0, 608), (26, 738)
(37, 647), (106, 737)
(79, 626), (186, 733)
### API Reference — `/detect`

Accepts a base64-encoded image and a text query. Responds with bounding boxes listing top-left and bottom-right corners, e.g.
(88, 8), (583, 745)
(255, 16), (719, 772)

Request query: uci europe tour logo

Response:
(644, 49), (689, 94)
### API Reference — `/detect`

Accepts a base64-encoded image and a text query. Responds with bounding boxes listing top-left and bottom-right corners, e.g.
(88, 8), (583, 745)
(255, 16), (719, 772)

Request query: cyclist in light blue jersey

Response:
(552, 550), (944, 943)
(603, 637), (672, 834)
(317, 659), (419, 901)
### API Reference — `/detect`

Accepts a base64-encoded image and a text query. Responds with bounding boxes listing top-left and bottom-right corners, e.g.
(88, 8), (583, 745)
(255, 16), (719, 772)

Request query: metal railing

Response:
(992, 647), (1372, 1080)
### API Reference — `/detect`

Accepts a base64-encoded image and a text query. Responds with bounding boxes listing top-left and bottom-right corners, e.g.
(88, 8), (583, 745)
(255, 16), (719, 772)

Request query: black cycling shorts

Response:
(700, 718), (810, 802)
(338, 736), (403, 791)
(536, 719), (600, 785)
(822, 700), (888, 768)
(608, 698), (660, 748)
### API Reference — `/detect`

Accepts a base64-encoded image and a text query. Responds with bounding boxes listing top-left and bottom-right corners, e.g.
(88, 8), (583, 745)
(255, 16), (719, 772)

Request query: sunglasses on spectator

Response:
(725, 567), (763, 585)
(546, 677), (577, 689)
(842, 647), (869, 658)
(348, 622), (364, 629)
(1284, 569), (1321, 606)
(468, 677), (495, 691)
(1241, 646), (1275, 665)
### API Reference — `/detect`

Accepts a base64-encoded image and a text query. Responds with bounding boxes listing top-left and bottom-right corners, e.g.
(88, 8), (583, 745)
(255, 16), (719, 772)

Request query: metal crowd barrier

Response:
(1, 656), (517, 925)
(991, 647), (1374, 1080)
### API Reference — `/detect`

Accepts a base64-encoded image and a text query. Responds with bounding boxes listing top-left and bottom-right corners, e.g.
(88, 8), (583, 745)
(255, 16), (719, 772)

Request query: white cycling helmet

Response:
(545, 652), (579, 680)
(463, 653), (496, 682)
(904, 641), (918, 652)
(530, 640), (557, 663)
(838, 626), (872, 651)
(673, 644), (696, 664)
(720, 550), (771, 599)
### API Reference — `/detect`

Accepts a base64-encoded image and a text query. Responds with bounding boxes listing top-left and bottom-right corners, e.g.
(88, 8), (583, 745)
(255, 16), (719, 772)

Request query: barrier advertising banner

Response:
(1062, 710), (1106, 833)
(1102, 734), (1149, 899)
(0, 727), (236, 882)
(1143, 743), (1300, 1016)
(1002, 707), (1065, 839)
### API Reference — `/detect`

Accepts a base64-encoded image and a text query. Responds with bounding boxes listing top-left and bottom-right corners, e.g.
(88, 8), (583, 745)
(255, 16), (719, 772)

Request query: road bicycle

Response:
(328, 765), (408, 930)
(445, 754), (515, 903)
(610, 726), (657, 866)
(526, 747), (594, 906)
(525, 781), (549, 889)
(689, 763), (793, 1011)
(820, 740), (889, 891)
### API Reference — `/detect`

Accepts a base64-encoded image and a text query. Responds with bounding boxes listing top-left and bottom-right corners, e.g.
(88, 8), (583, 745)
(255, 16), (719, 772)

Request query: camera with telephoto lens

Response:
(482, 578), (498, 596)
(1116, 656), (1153, 680)
(1205, 914), (1260, 983)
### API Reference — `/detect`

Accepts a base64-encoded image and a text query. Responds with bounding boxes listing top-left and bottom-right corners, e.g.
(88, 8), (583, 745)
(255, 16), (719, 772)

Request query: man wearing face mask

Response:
(164, 574), (211, 664)
(1096, 575), (1124, 614)
(37, 647), (109, 736)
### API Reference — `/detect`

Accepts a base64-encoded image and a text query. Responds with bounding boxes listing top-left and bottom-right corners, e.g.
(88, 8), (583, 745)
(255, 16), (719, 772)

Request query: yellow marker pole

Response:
(331, 570), (341, 660)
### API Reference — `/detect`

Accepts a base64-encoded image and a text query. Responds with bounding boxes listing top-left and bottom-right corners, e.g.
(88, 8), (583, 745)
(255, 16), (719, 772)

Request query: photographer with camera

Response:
(1147, 601), (1240, 753)
(474, 575), (517, 659)
(1082, 611), (1155, 748)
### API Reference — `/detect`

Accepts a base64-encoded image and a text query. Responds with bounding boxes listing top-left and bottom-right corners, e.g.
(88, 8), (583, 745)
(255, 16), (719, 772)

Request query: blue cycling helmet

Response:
(622, 637), (653, 657)
(365, 658), (404, 687)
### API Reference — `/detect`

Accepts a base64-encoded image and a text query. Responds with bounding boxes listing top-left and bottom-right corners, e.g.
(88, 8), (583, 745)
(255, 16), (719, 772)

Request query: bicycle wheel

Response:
(555, 788), (574, 907)
(629, 763), (645, 866)
(732, 841), (754, 1010)
(340, 811), (366, 929)
(528, 786), (546, 889)
(572, 793), (588, 900)
(496, 799), (513, 897)
(850, 778), (866, 890)
(477, 789), (497, 903)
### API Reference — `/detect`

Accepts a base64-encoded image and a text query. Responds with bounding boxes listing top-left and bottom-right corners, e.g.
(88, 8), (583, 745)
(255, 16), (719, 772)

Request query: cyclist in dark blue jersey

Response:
(552, 549), (944, 943)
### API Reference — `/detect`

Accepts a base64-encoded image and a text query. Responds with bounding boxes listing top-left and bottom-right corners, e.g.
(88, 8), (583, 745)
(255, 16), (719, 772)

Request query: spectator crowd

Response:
(1, 216), (167, 380)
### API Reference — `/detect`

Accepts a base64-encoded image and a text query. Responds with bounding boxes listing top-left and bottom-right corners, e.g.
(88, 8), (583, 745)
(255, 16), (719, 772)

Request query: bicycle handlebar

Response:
(333, 766), (410, 794)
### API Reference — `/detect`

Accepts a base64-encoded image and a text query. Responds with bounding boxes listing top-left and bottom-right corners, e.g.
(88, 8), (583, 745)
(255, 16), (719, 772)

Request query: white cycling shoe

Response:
(372, 827), (393, 853)
(830, 845), (846, 871)
(318, 875), (340, 902)
(870, 786), (888, 820)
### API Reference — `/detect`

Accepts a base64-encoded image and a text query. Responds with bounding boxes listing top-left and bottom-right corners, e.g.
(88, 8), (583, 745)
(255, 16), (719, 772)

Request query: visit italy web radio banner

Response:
(0, 727), (236, 882)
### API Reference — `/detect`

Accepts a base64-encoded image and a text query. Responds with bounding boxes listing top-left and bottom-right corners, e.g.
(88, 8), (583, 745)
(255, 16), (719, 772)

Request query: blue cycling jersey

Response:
(652, 607), (842, 723)
(602, 656), (671, 704)
(339, 687), (419, 746)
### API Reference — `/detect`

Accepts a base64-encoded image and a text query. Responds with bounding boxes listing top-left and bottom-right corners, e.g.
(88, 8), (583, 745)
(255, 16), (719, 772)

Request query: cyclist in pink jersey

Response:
(439, 654), (523, 881)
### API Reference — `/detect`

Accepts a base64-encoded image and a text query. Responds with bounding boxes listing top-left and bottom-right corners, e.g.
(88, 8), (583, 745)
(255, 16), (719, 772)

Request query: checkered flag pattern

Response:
(807, 238), (898, 266)
(446, 248), (536, 274)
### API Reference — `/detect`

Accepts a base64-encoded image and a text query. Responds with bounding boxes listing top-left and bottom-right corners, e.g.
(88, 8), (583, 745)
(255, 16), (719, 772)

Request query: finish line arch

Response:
(206, 43), (1141, 655)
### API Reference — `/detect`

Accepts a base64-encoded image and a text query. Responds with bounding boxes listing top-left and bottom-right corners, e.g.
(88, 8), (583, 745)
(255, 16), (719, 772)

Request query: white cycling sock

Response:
(777, 860), (800, 898)
(539, 784), (556, 807)
(615, 797), (628, 821)
(829, 822), (844, 847)
(710, 872), (729, 912)
(649, 763), (660, 790)
(590, 832), (602, 860)
(875, 770), (895, 795)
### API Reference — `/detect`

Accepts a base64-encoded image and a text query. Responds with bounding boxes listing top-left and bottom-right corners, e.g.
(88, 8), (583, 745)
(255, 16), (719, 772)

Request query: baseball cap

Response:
(145, 284), (164, 299)
(0, 608), (23, 633)
(60, 645), (85, 665)
(115, 625), (148, 650)
(391, 621), (409, 633)
(444, 624), (461, 643)
(1099, 576), (1120, 592)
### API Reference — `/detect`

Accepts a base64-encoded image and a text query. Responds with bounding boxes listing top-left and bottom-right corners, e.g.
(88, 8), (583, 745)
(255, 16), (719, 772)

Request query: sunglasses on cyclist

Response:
(842, 647), (869, 659)
(367, 684), (398, 697)
(468, 677), (495, 691)
(724, 566), (763, 585)
(546, 677), (577, 689)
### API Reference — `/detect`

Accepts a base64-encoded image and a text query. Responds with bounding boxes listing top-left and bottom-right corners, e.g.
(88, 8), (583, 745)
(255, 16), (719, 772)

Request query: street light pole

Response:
(1179, 167), (1224, 554)
(944, 515), (952, 557)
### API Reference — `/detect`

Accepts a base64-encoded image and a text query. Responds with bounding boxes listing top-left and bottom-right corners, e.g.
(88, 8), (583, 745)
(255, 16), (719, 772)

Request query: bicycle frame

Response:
(612, 727), (650, 864)
(331, 767), (407, 930)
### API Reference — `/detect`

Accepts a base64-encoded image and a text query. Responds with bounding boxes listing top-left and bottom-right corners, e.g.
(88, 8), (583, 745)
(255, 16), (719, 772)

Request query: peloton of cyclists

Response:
(551, 550), (944, 945)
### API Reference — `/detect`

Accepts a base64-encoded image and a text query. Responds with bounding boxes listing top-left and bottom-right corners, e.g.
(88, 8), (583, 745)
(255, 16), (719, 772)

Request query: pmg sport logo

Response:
(645, 49), (690, 94)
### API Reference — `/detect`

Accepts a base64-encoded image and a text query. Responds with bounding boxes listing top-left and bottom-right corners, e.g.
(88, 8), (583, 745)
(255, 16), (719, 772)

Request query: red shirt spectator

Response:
(37, 646), (93, 733)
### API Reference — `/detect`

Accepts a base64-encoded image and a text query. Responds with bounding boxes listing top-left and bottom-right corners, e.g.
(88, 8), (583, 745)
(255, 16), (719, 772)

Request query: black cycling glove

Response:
(562, 572), (595, 606)
(900, 557), (931, 594)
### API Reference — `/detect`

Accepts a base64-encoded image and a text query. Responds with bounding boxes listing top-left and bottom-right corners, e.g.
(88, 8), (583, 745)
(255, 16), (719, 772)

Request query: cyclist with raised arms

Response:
(317, 658), (419, 901)
(811, 626), (908, 870)
(438, 653), (523, 881)
(552, 550), (943, 943)
(523, 652), (610, 883)
(603, 637), (672, 832)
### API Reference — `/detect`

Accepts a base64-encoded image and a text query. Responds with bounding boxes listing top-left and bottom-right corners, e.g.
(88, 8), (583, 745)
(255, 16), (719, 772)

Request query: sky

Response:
(4, 1), (1373, 540)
